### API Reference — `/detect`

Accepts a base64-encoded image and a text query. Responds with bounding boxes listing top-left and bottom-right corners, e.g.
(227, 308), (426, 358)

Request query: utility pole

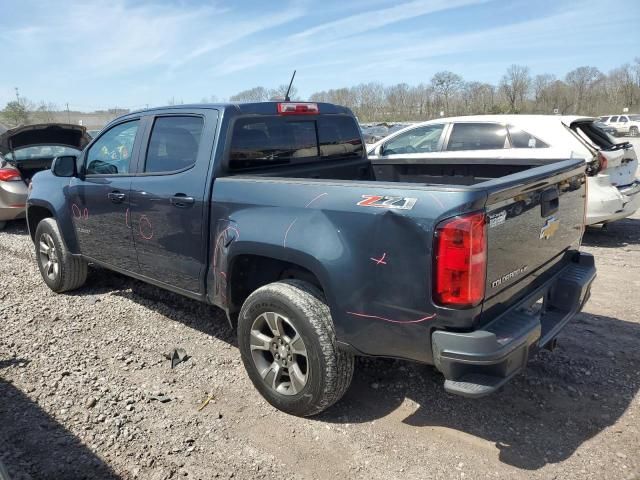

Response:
(14, 87), (20, 103)
(66, 103), (71, 123)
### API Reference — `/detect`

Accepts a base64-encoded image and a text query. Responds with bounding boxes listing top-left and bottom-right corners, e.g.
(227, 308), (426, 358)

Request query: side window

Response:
(609, 116), (619, 123)
(619, 116), (628, 123)
(382, 124), (445, 155)
(86, 120), (139, 175)
(145, 116), (204, 173)
(446, 123), (508, 151)
(508, 125), (549, 148)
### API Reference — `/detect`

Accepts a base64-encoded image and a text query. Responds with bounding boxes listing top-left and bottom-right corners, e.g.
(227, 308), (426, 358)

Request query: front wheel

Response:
(34, 218), (88, 292)
(238, 280), (354, 417)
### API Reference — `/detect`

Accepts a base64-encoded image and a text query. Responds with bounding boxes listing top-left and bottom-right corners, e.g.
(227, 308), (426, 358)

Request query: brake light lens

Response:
(433, 211), (487, 307)
(596, 152), (608, 173)
(0, 168), (21, 182)
(277, 103), (319, 115)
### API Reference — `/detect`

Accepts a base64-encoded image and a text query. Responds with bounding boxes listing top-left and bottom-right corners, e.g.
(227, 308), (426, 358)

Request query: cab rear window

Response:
(229, 116), (363, 170)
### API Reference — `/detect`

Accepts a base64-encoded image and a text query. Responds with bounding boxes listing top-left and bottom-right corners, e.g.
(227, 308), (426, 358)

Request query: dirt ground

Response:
(1, 209), (639, 479)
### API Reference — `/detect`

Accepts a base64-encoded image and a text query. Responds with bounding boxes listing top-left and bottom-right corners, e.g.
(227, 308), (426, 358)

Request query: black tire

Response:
(630, 126), (639, 137)
(238, 280), (354, 417)
(34, 218), (87, 292)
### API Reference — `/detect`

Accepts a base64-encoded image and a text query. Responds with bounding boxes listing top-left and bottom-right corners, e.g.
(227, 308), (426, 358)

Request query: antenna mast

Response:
(284, 70), (296, 102)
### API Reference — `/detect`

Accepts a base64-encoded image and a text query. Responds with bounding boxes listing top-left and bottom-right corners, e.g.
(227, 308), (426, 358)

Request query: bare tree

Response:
(532, 74), (555, 113)
(268, 85), (299, 101)
(430, 71), (463, 115)
(565, 66), (603, 114)
(500, 65), (531, 113)
(230, 87), (270, 102)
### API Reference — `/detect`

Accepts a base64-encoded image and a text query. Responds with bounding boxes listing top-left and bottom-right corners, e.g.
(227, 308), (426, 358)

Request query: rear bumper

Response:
(431, 252), (596, 398)
(0, 180), (28, 221)
(586, 179), (640, 225)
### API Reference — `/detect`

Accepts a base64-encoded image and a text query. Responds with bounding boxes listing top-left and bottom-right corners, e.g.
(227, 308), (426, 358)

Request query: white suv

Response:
(367, 115), (640, 225)
(600, 114), (640, 137)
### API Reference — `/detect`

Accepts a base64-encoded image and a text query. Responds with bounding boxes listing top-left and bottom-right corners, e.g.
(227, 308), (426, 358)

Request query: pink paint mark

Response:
(283, 218), (298, 248)
(139, 215), (153, 240)
(305, 192), (328, 208)
(429, 192), (445, 209)
(125, 208), (130, 227)
(83, 208), (89, 220)
(71, 204), (81, 220)
(219, 271), (227, 279)
(346, 311), (436, 324)
(370, 252), (387, 265)
(212, 226), (240, 269)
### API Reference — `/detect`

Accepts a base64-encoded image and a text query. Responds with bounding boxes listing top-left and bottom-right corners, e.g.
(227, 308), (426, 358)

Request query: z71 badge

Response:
(357, 195), (417, 210)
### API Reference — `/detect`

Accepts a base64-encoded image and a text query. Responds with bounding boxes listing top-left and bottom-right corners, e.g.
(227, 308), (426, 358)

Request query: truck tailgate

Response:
(481, 159), (586, 303)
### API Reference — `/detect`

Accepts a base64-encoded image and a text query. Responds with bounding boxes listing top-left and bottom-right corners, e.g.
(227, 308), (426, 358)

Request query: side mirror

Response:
(51, 155), (78, 177)
(375, 144), (384, 156)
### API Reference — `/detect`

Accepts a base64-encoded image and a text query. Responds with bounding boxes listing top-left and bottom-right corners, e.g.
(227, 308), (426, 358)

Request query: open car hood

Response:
(0, 123), (91, 154)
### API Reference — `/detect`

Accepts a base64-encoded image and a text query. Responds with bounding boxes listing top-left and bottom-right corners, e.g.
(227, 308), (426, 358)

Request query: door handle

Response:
(108, 191), (126, 203)
(170, 194), (195, 208)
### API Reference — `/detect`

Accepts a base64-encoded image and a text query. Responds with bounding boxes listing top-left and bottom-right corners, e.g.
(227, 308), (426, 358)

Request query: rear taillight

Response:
(433, 211), (487, 308)
(596, 152), (608, 173)
(0, 168), (21, 182)
(277, 102), (319, 115)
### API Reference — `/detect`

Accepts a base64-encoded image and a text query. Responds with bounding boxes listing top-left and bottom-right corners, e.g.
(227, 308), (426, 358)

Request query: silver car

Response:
(0, 124), (91, 229)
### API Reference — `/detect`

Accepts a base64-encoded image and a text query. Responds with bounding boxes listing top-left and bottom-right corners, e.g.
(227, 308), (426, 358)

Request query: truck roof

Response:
(127, 102), (355, 116)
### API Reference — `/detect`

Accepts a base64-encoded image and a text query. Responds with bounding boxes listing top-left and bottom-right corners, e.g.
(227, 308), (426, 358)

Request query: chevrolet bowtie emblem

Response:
(540, 216), (560, 240)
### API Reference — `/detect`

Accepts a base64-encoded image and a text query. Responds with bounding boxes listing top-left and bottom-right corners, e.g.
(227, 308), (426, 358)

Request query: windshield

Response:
(6, 145), (80, 161)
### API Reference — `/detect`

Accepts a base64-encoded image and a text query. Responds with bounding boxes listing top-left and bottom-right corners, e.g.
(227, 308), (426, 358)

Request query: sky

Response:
(0, 0), (638, 111)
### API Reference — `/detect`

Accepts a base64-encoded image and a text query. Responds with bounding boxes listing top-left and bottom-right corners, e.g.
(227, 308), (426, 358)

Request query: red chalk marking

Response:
(305, 192), (328, 208)
(370, 253), (387, 265)
(219, 271), (227, 279)
(139, 215), (153, 240)
(346, 311), (436, 324)
(125, 208), (130, 227)
(71, 204), (81, 220)
(283, 218), (298, 248)
(83, 208), (88, 220)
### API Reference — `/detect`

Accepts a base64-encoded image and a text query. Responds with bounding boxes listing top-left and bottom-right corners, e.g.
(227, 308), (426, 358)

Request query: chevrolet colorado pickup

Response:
(27, 102), (596, 416)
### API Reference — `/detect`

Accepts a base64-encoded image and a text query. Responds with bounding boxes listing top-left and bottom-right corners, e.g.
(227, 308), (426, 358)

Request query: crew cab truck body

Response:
(27, 102), (596, 416)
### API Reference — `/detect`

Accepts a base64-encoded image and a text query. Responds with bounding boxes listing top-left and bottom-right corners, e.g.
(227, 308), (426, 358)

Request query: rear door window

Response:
(619, 116), (628, 123)
(229, 115), (362, 170)
(382, 124), (445, 155)
(446, 123), (508, 151)
(609, 116), (619, 123)
(507, 126), (549, 148)
(144, 116), (204, 173)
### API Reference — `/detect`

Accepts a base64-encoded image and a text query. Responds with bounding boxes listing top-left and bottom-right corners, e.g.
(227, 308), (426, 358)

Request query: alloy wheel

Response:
(38, 233), (59, 281)
(249, 311), (309, 396)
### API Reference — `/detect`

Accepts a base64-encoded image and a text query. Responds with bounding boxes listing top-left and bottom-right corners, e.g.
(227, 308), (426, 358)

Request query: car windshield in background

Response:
(7, 145), (80, 161)
(629, 115), (640, 121)
(230, 115), (363, 170)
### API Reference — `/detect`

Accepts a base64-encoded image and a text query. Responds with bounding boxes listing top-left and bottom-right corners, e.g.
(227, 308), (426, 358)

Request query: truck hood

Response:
(0, 123), (91, 154)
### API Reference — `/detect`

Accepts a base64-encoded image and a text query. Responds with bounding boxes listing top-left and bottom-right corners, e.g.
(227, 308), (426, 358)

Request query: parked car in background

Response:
(593, 120), (617, 136)
(0, 124), (91, 230)
(600, 114), (640, 137)
(367, 115), (639, 225)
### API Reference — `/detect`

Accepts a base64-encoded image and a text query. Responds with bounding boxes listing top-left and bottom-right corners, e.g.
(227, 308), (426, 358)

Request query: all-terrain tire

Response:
(34, 218), (88, 292)
(238, 280), (354, 417)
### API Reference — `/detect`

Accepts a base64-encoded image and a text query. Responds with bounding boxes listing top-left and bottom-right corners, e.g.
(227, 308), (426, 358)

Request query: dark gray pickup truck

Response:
(27, 102), (596, 416)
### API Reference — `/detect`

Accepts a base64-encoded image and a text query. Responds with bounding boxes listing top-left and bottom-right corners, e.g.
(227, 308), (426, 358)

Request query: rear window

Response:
(8, 145), (79, 161)
(229, 115), (363, 170)
(446, 123), (508, 151)
(507, 126), (549, 148)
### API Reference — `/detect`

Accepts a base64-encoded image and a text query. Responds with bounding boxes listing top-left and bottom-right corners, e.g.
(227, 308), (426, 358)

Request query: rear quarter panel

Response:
(208, 177), (485, 362)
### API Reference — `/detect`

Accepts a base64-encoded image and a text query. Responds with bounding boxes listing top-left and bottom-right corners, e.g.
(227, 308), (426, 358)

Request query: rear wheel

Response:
(630, 126), (639, 137)
(238, 280), (354, 417)
(35, 218), (87, 292)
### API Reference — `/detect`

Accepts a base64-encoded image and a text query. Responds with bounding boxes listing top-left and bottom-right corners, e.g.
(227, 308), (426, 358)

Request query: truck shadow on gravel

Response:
(0, 362), (120, 479)
(318, 312), (640, 471)
(582, 217), (640, 248)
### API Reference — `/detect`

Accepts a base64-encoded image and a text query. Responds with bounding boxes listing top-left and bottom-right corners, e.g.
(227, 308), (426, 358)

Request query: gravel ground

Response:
(1, 212), (639, 480)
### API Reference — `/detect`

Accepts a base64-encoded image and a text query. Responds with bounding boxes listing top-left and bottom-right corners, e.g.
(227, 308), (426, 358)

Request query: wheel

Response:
(34, 218), (88, 292)
(630, 126), (639, 137)
(238, 280), (354, 417)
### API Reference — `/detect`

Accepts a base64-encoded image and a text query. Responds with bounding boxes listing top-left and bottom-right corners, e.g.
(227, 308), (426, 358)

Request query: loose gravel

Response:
(0, 213), (639, 480)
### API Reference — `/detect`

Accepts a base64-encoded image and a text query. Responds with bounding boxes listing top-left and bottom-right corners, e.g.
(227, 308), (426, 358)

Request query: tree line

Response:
(233, 59), (640, 122)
